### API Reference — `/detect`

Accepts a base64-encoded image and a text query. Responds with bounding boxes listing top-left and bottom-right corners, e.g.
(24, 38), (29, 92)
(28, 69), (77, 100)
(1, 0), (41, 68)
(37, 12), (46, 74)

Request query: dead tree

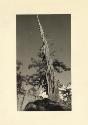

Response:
(36, 15), (59, 102)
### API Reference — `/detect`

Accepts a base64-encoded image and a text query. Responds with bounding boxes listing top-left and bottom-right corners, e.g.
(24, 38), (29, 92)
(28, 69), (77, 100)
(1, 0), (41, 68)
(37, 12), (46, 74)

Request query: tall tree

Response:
(28, 15), (70, 102)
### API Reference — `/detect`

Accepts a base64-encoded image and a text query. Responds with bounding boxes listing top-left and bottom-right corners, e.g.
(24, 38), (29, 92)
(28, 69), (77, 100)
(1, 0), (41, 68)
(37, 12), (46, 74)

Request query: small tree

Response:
(16, 60), (23, 94)
(16, 60), (27, 110)
(59, 82), (71, 110)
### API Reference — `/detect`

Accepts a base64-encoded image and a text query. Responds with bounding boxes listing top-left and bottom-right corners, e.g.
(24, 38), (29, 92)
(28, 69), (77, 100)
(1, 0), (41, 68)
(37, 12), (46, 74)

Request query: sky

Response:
(16, 14), (71, 85)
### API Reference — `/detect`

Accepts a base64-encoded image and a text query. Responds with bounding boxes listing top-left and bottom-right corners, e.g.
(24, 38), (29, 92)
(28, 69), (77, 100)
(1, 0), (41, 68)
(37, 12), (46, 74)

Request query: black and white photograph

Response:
(16, 14), (71, 111)
(1, 0), (88, 124)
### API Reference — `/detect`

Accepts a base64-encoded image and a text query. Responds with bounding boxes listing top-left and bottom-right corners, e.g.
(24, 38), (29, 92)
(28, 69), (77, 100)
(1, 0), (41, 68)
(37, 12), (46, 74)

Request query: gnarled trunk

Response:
(37, 15), (59, 102)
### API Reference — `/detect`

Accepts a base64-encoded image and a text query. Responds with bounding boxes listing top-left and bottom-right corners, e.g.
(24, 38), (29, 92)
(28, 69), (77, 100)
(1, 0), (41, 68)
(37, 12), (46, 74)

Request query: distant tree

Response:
(16, 60), (26, 110)
(59, 82), (71, 110)
(16, 60), (24, 94)
(16, 60), (23, 71)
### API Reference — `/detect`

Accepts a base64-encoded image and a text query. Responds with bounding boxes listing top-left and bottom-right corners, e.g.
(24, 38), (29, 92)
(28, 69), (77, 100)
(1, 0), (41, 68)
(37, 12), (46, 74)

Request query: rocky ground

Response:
(23, 98), (71, 111)
(17, 82), (71, 111)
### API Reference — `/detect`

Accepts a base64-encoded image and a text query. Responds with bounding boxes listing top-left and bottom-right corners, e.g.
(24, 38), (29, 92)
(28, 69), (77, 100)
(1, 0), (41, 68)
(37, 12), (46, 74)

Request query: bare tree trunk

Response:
(20, 92), (26, 111)
(36, 15), (59, 102)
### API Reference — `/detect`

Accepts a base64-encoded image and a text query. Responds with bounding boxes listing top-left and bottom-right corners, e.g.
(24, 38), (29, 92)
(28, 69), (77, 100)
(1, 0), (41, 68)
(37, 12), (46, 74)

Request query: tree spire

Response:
(36, 15), (59, 101)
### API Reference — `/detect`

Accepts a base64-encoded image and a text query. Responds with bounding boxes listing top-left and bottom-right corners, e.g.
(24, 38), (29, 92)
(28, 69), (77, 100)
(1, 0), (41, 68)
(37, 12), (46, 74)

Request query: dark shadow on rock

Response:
(24, 98), (65, 111)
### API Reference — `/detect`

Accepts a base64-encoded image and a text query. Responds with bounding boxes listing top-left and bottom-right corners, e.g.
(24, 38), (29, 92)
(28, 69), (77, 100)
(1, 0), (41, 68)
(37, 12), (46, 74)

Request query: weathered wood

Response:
(37, 15), (59, 102)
